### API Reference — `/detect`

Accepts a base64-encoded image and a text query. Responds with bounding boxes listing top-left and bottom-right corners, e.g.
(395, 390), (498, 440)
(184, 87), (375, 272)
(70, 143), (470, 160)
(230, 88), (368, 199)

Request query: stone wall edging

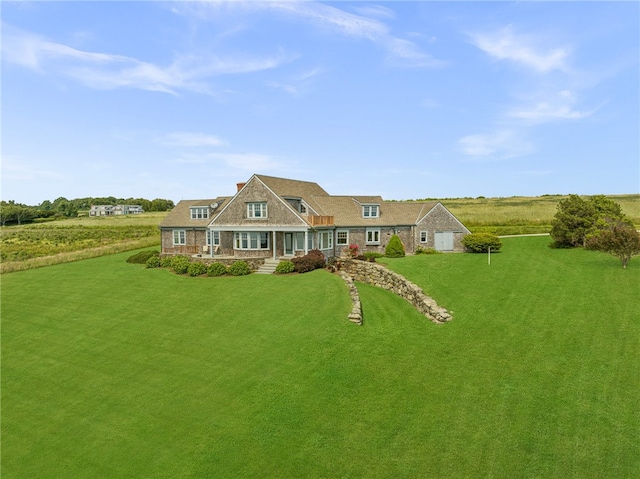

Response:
(336, 259), (452, 325)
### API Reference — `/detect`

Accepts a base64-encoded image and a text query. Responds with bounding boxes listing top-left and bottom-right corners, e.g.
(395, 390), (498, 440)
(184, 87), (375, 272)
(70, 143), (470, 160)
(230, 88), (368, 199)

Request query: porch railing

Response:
(308, 215), (334, 226)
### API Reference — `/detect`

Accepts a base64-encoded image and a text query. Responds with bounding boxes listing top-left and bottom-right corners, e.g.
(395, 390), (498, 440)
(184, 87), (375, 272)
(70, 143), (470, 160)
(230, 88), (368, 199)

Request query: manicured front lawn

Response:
(2, 237), (638, 477)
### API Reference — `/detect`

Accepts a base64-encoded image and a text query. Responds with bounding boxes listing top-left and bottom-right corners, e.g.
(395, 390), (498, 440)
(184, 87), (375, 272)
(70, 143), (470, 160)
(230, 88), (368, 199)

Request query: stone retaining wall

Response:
(336, 259), (452, 324)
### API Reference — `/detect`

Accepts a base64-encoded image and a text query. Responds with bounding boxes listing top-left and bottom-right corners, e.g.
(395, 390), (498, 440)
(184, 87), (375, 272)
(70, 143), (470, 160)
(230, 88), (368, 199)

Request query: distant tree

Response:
(550, 195), (627, 248)
(55, 199), (78, 217)
(39, 200), (53, 211)
(586, 219), (640, 269)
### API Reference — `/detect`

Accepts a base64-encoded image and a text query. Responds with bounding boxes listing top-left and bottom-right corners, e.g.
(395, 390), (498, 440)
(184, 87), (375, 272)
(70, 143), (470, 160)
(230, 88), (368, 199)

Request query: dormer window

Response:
(300, 203), (307, 214)
(190, 207), (209, 219)
(363, 205), (379, 218)
(247, 202), (268, 219)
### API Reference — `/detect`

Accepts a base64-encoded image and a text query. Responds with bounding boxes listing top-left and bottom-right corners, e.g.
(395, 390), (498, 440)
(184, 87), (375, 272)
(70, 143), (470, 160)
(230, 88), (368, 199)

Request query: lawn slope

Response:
(2, 238), (638, 478)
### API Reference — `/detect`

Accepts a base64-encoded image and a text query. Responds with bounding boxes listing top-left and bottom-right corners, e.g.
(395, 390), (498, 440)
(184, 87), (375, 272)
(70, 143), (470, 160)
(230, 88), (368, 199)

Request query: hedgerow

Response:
(187, 262), (208, 277)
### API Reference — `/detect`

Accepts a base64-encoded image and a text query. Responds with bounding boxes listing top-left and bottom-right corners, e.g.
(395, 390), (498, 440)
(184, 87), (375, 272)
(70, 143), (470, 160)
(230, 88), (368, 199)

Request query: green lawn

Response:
(2, 237), (638, 478)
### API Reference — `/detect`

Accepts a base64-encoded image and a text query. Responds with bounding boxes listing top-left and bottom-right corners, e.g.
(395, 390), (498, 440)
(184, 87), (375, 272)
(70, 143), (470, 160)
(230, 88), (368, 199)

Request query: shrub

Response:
(187, 261), (208, 277)
(415, 246), (440, 255)
(385, 234), (405, 258)
(275, 260), (295, 274)
(292, 249), (325, 273)
(145, 256), (161, 268)
(126, 249), (159, 264)
(170, 255), (191, 274)
(462, 233), (502, 253)
(160, 256), (173, 268)
(228, 260), (251, 276)
(363, 251), (384, 262)
(207, 262), (227, 277)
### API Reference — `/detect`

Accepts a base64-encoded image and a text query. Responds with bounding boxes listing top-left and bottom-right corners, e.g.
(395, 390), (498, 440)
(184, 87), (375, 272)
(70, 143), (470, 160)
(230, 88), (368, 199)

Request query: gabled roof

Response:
(159, 197), (230, 228)
(255, 174), (329, 200)
(310, 196), (438, 227)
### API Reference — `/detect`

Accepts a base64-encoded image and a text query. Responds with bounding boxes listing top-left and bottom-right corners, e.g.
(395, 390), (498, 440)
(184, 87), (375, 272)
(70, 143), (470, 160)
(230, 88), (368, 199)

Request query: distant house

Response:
(89, 205), (144, 216)
(159, 174), (470, 258)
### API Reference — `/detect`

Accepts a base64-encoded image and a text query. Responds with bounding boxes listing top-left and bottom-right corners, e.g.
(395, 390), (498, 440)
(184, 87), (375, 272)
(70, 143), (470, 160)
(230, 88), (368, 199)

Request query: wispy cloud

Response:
(1, 23), (292, 94)
(508, 90), (597, 124)
(458, 130), (533, 160)
(470, 26), (570, 73)
(179, 1), (445, 68)
(170, 151), (286, 172)
(160, 132), (227, 148)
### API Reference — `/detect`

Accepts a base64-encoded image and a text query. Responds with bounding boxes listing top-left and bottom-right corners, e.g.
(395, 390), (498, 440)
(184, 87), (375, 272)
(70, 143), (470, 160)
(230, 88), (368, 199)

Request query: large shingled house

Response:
(159, 174), (470, 259)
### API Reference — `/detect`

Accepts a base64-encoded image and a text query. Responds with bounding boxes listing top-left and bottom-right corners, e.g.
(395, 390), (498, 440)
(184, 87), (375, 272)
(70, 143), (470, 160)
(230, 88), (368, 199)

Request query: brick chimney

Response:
(236, 182), (246, 192)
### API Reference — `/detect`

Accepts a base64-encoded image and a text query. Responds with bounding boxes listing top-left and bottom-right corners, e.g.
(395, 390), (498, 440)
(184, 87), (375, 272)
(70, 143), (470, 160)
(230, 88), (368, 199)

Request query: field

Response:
(0, 212), (166, 273)
(2, 236), (638, 478)
(439, 194), (640, 235)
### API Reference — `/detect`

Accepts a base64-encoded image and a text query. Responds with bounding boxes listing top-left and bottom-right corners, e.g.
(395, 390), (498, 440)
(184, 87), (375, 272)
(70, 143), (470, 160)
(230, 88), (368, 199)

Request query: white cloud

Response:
(470, 26), (570, 73)
(458, 130), (533, 160)
(508, 90), (597, 124)
(1, 23), (293, 94)
(351, 5), (396, 20)
(179, 2), (444, 68)
(160, 132), (227, 148)
(1, 155), (65, 183)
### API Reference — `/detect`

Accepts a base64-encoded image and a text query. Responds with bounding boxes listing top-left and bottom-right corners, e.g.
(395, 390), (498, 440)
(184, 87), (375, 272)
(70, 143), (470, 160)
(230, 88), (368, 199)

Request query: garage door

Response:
(434, 231), (454, 251)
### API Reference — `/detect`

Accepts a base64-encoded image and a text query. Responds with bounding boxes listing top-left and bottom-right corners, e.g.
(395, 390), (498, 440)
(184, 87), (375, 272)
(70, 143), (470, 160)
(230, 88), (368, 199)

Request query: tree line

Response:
(0, 196), (175, 226)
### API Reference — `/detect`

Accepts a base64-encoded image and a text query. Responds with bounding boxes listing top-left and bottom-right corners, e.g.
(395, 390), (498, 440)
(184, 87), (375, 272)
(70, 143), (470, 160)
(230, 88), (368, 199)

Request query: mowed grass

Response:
(2, 237), (638, 478)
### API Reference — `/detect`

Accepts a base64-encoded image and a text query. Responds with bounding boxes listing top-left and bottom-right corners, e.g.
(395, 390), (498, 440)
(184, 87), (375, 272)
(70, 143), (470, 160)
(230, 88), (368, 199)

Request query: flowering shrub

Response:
(344, 244), (359, 258)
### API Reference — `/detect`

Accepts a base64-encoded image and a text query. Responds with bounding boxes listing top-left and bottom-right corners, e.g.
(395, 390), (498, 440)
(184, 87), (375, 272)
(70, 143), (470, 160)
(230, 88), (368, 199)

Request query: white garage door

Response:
(434, 231), (454, 251)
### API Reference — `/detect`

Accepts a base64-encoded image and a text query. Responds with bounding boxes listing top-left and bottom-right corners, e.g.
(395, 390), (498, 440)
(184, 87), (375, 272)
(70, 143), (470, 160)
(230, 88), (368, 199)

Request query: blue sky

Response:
(2, 1), (638, 205)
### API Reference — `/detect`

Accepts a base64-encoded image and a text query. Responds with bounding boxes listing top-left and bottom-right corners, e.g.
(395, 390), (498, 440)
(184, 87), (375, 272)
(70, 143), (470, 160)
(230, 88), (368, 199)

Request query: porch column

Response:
(304, 231), (308, 255)
(272, 230), (277, 260)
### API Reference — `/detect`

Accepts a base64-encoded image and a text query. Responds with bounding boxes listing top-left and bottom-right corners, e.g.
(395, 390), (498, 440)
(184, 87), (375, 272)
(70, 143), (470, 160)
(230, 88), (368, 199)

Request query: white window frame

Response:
(190, 207), (209, 220)
(336, 229), (349, 246)
(363, 205), (379, 218)
(247, 202), (268, 219)
(420, 231), (428, 243)
(207, 230), (220, 246)
(234, 232), (270, 250)
(366, 228), (380, 245)
(173, 229), (186, 245)
(319, 231), (333, 250)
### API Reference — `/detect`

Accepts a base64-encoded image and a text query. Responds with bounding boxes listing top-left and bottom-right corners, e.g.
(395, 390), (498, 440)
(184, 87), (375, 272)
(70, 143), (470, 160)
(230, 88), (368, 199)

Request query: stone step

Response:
(255, 259), (281, 275)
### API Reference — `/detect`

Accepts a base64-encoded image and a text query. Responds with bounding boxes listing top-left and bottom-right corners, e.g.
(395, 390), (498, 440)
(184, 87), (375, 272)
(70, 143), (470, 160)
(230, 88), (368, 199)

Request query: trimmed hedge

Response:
(207, 262), (228, 277)
(275, 260), (295, 274)
(228, 261), (251, 276)
(187, 262), (208, 277)
(126, 249), (159, 264)
(462, 233), (502, 253)
(145, 256), (161, 268)
(170, 256), (191, 275)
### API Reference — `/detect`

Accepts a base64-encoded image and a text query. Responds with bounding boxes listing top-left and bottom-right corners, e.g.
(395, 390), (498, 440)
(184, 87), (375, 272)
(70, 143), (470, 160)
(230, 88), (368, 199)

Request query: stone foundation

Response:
(336, 259), (452, 325)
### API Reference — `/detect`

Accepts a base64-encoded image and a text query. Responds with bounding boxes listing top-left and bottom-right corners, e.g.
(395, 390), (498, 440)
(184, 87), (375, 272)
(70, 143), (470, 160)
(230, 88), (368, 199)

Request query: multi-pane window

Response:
(173, 229), (186, 245)
(319, 231), (333, 249)
(234, 232), (269, 249)
(366, 228), (380, 244)
(363, 205), (379, 218)
(207, 230), (220, 246)
(190, 207), (209, 219)
(336, 230), (349, 245)
(247, 202), (268, 218)
(420, 231), (428, 243)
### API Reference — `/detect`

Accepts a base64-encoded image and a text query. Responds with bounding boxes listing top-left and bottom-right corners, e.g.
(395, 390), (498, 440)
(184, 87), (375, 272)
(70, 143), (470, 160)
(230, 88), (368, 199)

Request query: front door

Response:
(284, 233), (294, 256)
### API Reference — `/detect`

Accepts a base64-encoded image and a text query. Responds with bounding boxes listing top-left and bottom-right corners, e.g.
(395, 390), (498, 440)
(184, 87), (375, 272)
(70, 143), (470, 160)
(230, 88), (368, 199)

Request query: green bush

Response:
(415, 245), (440, 255)
(207, 262), (227, 277)
(170, 255), (191, 274)
(275, 260), (295, 274)
(160, 256), (173, 268)
(126, 249), (159, 264)
(363, 251), (384, 262)
(385, 234), (405, 258)
(228, 260), (251, 276)
(292, 249), (325, 273)
(187, 262), (208, 277)
(462, 233), (502, 253)
(145, 256), (161, 268)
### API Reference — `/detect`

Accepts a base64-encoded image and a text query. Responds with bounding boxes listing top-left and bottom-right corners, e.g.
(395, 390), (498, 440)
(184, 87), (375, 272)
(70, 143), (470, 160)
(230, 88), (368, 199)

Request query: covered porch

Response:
(207, 226), (312, 260)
